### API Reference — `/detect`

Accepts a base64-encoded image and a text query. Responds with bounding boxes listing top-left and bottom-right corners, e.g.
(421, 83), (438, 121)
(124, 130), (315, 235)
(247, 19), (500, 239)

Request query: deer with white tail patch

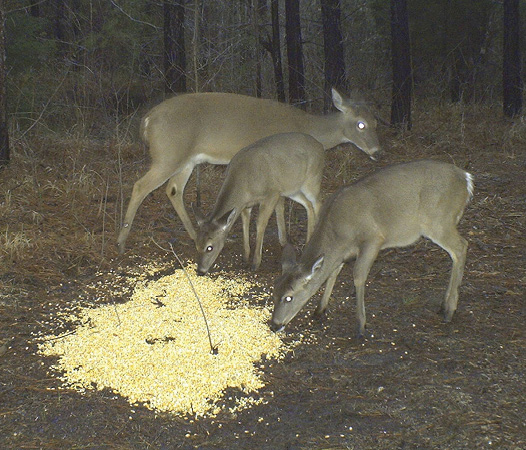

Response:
(117, 89), (380, 253)
(271, 160), (474, 338)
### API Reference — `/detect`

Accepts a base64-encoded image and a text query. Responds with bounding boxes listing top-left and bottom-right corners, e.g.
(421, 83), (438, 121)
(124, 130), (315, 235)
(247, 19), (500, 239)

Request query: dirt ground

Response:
(1, 104), (525, 449)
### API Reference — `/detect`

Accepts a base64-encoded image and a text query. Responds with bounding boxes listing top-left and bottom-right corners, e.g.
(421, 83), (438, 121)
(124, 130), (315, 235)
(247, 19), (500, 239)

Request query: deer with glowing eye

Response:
(117, 89), (381, 253)
(271, 160), (474, 338)
(193, 132), (325, 275)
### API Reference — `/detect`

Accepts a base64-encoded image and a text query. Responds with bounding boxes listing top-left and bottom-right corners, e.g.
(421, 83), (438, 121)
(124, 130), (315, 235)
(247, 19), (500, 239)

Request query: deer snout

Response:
(196, 267), (208, 276)
(269, 320), (285, 333)
(368, 147), (383, 161)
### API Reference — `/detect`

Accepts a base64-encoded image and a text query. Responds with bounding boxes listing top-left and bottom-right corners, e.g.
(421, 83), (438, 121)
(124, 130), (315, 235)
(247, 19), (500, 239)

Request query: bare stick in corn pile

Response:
(169, 242), (218, 355)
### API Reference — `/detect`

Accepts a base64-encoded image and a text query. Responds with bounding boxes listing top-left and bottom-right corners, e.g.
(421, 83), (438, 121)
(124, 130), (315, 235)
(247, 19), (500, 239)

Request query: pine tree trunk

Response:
(53, 0), (67, 55)
(285, 0), (306, 108)
(30, 2), (40, 17)
(320, 0), (348, 112)
(390, 0), (412, 130)
(164, 1), (187, 94)
(503, 0), (522, 117)
(269, 0), (286, 102)
(0, 1), (9, 168)
(252, 0), (267, 97)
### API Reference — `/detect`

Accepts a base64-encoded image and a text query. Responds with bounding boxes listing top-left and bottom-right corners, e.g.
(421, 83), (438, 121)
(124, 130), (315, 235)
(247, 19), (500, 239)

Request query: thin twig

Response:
(109, 0), (160, 30)
(150, 238), (218, 354)
(112, 302), (122, 327)
(35, 328), (79, 343)
(169, 243), (218, 355)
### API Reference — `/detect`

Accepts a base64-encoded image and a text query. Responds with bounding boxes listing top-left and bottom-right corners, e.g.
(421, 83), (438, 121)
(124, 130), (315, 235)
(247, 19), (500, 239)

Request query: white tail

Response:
(117, 89), (380, 253)
(194, 132), (324, 275)
(271, 160), (474, 337)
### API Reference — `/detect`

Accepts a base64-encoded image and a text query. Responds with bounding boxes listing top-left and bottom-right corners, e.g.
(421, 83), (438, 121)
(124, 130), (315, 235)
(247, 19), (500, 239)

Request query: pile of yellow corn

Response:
(39, 264), (290, 417)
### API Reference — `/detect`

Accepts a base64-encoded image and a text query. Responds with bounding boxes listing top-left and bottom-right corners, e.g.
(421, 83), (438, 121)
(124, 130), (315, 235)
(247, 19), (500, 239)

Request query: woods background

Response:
(0, 0), (523, 161)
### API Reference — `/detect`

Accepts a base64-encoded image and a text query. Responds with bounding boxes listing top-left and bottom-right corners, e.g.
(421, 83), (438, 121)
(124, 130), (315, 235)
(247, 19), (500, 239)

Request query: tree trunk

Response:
(164, 1), (187, 94)
(252, 0), (267, 97)
(0, 1), (9, 168)
(503, 0), (522, 117)
(450, 48), (468, 103)
(390, 0), (412, 130)
(320, 0), (348, 112)
(267, 0), (286, 102)
(192, 0), (201, 92)
(285, 0), (306, 108)
(53, 0), (67, 55)
(53, 0), (65, 41)
(192, 0), (201, 206)
(30, 2), (40, 17)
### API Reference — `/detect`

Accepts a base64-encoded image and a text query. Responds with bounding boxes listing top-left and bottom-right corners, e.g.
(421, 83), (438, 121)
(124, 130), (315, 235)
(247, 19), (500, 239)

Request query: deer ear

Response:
(192, 202), (206, 227)
(306, 255), (324, 281)
(217, 208), (237, 230)
(280, 243), (297, 274)
(331, 88), (346, 112)
(332, 88), (358, 115)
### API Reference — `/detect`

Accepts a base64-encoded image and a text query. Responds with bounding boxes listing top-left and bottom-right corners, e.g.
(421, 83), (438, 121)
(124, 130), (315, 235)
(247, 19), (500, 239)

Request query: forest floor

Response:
(1, 103), (525, 449)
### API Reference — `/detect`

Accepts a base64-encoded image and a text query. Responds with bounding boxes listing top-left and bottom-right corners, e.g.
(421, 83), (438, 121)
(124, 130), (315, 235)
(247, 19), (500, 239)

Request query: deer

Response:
(270, 160), (474, 338)
(117, 89), (381, 254)
(193, 132), (324, 275)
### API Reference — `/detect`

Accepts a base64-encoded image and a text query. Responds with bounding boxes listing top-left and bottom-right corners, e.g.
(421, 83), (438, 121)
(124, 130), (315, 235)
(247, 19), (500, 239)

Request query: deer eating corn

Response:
(38, 264), (290, 417)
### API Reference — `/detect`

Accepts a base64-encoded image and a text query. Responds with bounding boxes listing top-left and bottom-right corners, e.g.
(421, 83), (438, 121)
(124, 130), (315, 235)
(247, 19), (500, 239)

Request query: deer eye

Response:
(357, 121), (366, 130)
(284, 295), (293, 303)
(206, 245), (213, 252)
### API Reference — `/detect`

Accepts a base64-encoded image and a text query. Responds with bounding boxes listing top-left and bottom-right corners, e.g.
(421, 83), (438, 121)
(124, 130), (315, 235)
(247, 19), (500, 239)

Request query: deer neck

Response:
(305, 112), (346, 150)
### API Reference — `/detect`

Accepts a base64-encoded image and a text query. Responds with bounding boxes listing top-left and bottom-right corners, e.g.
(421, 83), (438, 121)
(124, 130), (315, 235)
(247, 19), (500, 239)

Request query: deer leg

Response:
(353, 241), (382, 338)
(241, 207), (252, 263)
(274, 197), (287, 246)
(252, 196), (280, 271)
(117, 165), (175, 254)
(301, 179), (322, 241)
(165, 164), (197, 241)
(430, 230), (468, 322)
(302, 195), (317, 242)
(314, 263), (344, 316)
(289, 192), (317, 242)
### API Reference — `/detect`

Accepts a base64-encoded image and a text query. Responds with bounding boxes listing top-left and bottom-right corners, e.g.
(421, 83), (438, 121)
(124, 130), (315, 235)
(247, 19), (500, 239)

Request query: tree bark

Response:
(30, 2), (40, 17)
(52, 0), (67, 56)
(164, 1), (187, 94)
(320, 0), (348, 112)
(265, 0), (286, 102)
(390, 0), (412, 130)
(285, 0), (306, 108)
(503, 0), (522, 117)
(252, 0), (267, 97)
(0, 0), (9, 168)
(53, 0), (65, 41)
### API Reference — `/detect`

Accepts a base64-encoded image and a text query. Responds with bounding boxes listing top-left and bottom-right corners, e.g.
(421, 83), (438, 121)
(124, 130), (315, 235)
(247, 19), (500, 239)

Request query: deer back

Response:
(141, 90), (380, 166)
(209, 132), (325, 220)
